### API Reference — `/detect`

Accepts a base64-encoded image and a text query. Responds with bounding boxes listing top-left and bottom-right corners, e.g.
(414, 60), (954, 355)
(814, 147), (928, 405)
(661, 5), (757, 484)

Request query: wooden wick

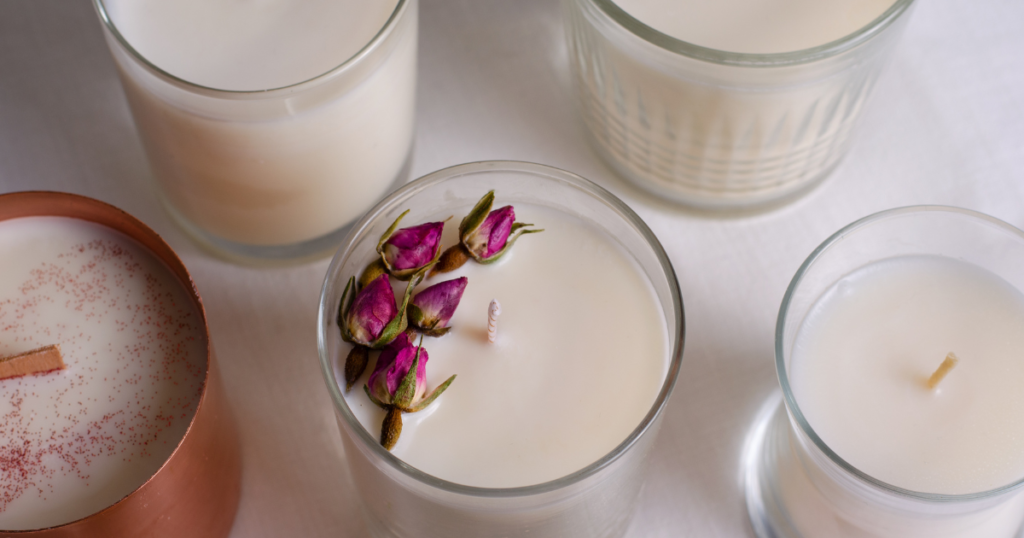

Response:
(927, 352), (959, 389)
(487, 299), (501, 344)
(0, 344), (66, 380)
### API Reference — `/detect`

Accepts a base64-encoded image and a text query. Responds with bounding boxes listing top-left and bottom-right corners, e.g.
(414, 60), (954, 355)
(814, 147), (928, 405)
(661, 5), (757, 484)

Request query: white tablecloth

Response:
(1, 1), (1022, 536)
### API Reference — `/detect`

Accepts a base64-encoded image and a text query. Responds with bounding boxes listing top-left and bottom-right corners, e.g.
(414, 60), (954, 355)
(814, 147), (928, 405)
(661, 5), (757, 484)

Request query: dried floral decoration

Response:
(432, 191), (543, 276)
(339, 191), (541, 450)
(364, 334), (456, 450)
(408, 277), (468, 337)
(337, 273), (417, 388)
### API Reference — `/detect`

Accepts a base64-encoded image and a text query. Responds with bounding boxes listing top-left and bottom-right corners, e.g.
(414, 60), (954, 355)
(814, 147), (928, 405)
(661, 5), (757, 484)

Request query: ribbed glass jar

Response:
(564, 0), (915, 209)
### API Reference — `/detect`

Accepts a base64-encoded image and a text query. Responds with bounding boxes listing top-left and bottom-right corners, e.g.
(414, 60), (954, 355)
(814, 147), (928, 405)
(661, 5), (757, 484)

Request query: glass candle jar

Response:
(317, 161), (684, 538)
(746, 207), (1024, 538)
(92, 0), (418, 262)
(563, 0), (915, 209)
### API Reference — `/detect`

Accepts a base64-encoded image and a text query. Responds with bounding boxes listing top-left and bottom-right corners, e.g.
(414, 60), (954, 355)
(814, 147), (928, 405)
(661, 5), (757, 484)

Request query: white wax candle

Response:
(341, 205), (669, 488)
(100, 0), (415, 247)
(791, 255), (1024, 495)
(0, 217), (206, 530)
(566, 0), (912, 208)
(614, 0), (896, 54)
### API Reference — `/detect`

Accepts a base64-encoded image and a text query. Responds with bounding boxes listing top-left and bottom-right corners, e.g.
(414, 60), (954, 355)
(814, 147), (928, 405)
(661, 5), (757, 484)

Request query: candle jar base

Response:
(743, 393), (797, 538)
(744, 395), (888, 538)
(745, 395), (1024, 538)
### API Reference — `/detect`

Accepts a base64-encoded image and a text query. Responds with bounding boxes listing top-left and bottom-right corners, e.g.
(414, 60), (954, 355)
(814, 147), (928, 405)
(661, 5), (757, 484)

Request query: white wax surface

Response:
(790, 256), (1024, 495)
(614, 0), (896, 54)
(339, 206), (669, 488)
(0, 217), (206, 530)
(103, 0), (399, 91)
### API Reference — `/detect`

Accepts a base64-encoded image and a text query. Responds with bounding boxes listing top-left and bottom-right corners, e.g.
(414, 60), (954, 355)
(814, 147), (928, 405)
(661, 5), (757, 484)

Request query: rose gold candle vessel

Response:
(0, 192), (241, 538)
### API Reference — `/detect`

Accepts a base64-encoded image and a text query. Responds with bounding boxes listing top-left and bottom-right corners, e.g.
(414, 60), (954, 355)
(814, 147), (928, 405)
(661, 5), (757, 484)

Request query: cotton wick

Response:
(487, 300), (501, 344)
(927, 352), (959, 390)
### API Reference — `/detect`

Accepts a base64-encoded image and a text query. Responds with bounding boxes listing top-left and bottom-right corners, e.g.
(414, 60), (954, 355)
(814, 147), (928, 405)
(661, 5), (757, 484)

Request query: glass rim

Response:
(316, 160), (686, 498)
(92, 0), (408, 95)
(585, 0), (915, 67)
(776, 205), (1024, 501)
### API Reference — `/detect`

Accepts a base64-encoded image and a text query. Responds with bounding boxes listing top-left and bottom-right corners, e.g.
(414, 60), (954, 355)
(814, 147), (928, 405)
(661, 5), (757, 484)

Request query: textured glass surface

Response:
(564, 0), (914, 208)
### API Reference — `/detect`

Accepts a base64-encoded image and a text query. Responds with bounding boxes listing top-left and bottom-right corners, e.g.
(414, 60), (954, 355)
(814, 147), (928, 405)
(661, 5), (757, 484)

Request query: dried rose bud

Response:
(376, 210), (444, 280)
(365, 333), (427, 408)
(343, 346), (369, 391)
(466, 205), (514, 259)
(430, 244), (471, 277)
(337, 273), (416, 349)
(459, 191), (542, 264)
(364, 335), (456, 450)
(408, 277), (468, 337)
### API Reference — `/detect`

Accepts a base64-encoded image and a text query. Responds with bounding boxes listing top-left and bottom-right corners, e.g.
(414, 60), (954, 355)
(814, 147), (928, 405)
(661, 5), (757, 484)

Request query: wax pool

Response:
(100, 0), (415, 247)
(790, 255), (1024, 495)
(0, 217), (206, 530)
(614, 0), (896, 54)
(339, 205), (669, 488)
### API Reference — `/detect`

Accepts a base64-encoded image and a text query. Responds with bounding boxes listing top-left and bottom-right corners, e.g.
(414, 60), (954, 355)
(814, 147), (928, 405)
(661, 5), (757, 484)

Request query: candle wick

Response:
(927, 352), (959, 390)
(0, 344), (65, 379)
(487, 299), (501, 344)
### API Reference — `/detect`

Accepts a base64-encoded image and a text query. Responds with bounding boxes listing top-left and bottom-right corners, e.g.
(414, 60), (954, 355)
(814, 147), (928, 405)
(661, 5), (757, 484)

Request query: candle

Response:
(746, 207), (1024, 538)
(94, 0), (417, 258)
(0, 217), (205, 529)
(0, 192), (239, 537)
(792, 256), (1024, 496)
(319, 162), (684, 537)
(563, 0), (915, 208)
(344, 206), (667, 488)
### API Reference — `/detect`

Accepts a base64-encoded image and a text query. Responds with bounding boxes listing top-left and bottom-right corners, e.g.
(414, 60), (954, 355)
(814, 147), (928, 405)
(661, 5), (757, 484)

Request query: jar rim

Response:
(585, 0), (916, 67)
(92, 0), (408, 95)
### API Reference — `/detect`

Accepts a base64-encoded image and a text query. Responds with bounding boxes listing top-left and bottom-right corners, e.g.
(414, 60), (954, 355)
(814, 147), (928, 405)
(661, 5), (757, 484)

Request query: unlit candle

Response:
(0, 217), (206, 530)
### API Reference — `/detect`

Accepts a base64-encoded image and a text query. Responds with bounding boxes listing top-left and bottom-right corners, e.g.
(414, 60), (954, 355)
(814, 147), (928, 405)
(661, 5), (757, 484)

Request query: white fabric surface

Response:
(1, 0), (1023, 536)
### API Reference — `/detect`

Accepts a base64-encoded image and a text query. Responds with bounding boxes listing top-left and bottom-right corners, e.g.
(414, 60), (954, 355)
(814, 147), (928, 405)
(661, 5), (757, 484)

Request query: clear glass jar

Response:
(564, 0), (915, 209)
(746, 207), (1024, 538)
(316, 161), (685, 538)
(93, 0), (418, 262)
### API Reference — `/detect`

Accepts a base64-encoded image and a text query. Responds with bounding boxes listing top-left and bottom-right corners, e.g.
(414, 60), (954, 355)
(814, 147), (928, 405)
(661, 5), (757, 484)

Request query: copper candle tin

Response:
(0, 192), (240, 538)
